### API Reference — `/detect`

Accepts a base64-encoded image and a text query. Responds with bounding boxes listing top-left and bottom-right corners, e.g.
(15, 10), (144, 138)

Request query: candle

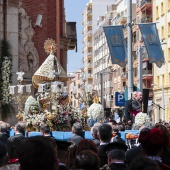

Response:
(17, 85), (25, 94)
(51, 84), (57, 93)
(38, 84), (44, 93)
(9, 86), (16, 95)
(25, 84), (32, 93)
(16, 71), (25, 81)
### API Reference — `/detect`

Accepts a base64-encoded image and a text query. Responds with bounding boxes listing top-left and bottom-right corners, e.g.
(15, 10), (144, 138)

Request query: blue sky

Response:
(64, 0), (90, 72)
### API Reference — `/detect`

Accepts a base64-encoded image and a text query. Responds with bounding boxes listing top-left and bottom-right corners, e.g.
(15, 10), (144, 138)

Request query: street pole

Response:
(100, 72), (104, 107)
(127, 0), (133, 99)
(138, 46), (143, 92)
(162, 86), (165, 121)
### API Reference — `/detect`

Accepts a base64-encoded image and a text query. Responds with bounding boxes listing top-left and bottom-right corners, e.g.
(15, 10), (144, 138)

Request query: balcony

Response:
(87, 21), (92, 27)
(88, 74), (93, 79)
(116, 15), (127, 25)
(140, 0), (152, 10)
(142, 70), (153, 80)
(87, 9), (92, 18)
(87, 42), (92, 48)
(87, 63), (93, 70)
(141, 16), (152, 23)
(87, 53), (92, 60)
(87, 31), (92, 38)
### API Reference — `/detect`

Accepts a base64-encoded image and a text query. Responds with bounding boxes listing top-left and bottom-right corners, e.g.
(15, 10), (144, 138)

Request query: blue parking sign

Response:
(115, 92), (125, 106)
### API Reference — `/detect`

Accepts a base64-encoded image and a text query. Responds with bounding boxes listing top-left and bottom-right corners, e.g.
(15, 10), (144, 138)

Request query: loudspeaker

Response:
(142, 89), (149, 113)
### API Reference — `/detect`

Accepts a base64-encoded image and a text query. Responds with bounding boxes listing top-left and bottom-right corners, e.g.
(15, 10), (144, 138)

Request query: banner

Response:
(103, 26), (127, 67)
(138, 23), (165, 68)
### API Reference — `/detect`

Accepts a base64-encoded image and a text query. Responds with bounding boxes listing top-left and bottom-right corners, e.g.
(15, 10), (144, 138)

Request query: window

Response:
(161, 2), (164, 15)
(168, 48), (170, 61)
(162, 26), (165, 39)
(156, 6), (159, 19)
(168, 23), (170, 36)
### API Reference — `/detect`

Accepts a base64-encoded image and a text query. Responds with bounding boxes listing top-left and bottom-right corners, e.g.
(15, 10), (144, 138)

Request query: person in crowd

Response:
(67, 122), (83, 145)
(73, 150), (100, 170)
(7, 122), (25, 164)
(129, 155), (160, 170)
(0, 141), (19, 170)
(153, 123), (170, 166)
(18, 136), (58, 170)
(40, 124), (54, 138)
(124, 91), (137, 124)
(91, 122), (101, 146)
(0, 122), (9, 144)
(76, 139), (98, 155)
(107, 149), (128, 170)
(126, 127), (150, 165)
(66, 142), (77, 169)
(117, 124), (125, 132)
(110, 128), (125, 144)
(56, 140), (71, 170)
(113, 109), (120, 123)
(131, 92), (142, 117)
(139, 128), (170, 170)
(97, 123), (112, 167)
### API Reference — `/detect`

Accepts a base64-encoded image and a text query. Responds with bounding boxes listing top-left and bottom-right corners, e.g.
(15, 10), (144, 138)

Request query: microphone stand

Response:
(152, 102), (165, 121)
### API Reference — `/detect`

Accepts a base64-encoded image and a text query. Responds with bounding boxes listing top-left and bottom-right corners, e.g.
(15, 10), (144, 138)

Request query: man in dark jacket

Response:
(108, 149), (128, 170)
(0, 122), (9, 145)
(67, 122), (83, 145)
(124, 92), (137, 124)
(7, 122), (25, 163)
(97, 123), (112, 167)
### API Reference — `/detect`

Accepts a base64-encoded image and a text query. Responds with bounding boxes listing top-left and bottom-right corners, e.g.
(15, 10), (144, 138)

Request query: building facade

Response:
(153, 0), (170, 122)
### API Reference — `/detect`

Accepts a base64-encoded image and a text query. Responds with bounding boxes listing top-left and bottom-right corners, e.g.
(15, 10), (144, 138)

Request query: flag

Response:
(138, 23), (165, 68)
(103, 25), (127, 67)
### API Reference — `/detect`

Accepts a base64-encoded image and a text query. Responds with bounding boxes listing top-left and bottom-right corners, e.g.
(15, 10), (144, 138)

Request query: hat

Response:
(105, 142), (128, 153)
(55, 140), (72, 151)
(0, 141), (7, 158)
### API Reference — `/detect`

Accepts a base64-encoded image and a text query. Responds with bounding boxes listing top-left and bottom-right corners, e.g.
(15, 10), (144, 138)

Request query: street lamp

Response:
(151, 83), (165, 121)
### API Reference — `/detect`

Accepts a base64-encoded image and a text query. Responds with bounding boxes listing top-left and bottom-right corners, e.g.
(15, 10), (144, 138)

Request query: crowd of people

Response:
(0, 117), (170, 170)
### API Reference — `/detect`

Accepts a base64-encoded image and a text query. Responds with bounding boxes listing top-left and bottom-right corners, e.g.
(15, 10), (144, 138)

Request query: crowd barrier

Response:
(9, 129), (139, 141)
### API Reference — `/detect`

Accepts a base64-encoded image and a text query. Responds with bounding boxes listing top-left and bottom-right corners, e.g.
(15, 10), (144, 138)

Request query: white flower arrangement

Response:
(87, 103), (104, 121)
(135, 112), (150, 127)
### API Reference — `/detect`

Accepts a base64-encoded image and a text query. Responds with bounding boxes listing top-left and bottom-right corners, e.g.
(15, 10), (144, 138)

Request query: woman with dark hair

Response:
(66, 142), (77, 169)
(73, 150), (100, 170)
(76, 139), (98, 154)
(153, 123), (170, 166)
(139, 128), (170, 170)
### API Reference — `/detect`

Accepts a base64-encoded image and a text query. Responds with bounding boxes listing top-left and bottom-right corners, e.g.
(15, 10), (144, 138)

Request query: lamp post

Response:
(152, 83), (165, 121)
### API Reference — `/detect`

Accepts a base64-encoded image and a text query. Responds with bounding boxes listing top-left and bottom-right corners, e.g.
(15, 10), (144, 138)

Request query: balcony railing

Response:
(87, 21), (92, 26)
(140, 0), (152, 7)
(142, 70), (153, 76)
(116, 15), (127, 25)
(141, 16), (152, 23)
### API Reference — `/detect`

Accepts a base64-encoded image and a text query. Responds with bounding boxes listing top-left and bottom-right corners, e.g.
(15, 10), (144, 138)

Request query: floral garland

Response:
(0, 40), (13, 120)
(87, 103), (104, 121)
(135, 112), (150, 127)
(23, 104), (85, 132)
(1, 57), (11, 104)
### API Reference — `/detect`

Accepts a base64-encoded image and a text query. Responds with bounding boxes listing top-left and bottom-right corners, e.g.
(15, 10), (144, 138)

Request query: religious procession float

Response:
(11, 39), (104, 132)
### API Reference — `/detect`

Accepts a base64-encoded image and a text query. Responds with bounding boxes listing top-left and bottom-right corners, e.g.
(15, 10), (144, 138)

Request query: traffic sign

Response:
(115, 92), (125, 106)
